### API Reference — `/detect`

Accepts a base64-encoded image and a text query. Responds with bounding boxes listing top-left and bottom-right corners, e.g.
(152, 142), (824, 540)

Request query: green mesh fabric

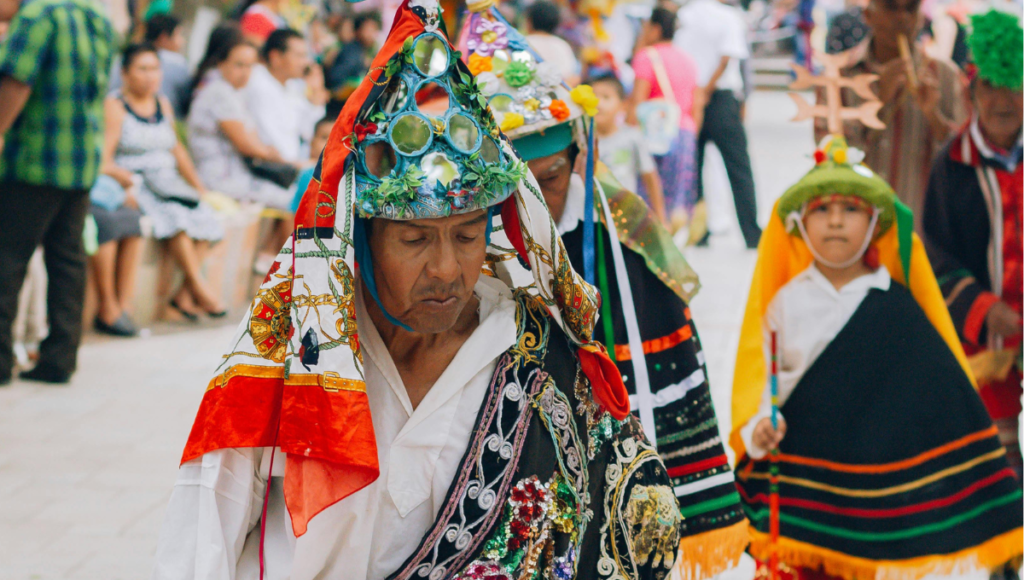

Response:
(968, 10), (1024, 90)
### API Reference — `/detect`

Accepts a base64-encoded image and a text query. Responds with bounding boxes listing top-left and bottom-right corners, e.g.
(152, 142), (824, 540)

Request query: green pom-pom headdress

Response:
(968, 10), (1024, 90)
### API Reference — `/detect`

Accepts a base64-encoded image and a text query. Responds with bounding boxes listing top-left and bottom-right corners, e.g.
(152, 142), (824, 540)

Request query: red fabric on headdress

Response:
(182, 4), (430, 538)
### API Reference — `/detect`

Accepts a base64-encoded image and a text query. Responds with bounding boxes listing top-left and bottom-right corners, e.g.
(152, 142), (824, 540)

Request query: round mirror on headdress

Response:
(379, 76), (410, 114)
(413, 80), (454, 117)
(479, 137), (501, 164)
(447, 113), (481, 153)
(412, 33), (449, 77)
(421, 152), (460, 186)
(350, 24), (524, 221)
(391, 113), (433, 156)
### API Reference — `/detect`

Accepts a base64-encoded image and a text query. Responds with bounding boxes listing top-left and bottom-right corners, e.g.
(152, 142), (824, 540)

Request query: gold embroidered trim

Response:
(207, 365), (366, 394)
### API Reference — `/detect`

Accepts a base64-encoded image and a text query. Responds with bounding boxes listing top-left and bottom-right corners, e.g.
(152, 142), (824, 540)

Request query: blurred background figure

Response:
(244, 27), (325, 267)
(815, 0), (967, 232)
(290, 115), (334, 214)
(188, 23), (246, 101)
(237, 0), (286, 46)
(0, 0), (115, 385)
(923, 9), (1023, 481)
(675, 0), (762, 248)
(102, 43), (225, 323)
(525, 0), (582, 87)
(593, 73), (667, 223)
(245, 28), (326, 166)
(188, 36), (291, 212)
(322, 11), (380, 118)
(110, 14), (192, 118)
(629, 6), (703, 233)
(87, 174), (144, 338)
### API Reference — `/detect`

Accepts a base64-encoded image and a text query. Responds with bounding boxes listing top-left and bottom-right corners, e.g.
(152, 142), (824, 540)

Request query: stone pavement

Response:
(0, 92), (811, 579)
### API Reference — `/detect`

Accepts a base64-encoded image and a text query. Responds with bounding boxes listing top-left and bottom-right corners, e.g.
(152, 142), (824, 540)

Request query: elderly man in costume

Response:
(923, 9), (1024, 482)
(457, 9), (748, 579)
(151, 2), (682, 579)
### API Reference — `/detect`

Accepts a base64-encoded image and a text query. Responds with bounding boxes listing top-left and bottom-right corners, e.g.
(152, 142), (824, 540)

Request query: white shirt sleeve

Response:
(151, 448), (265, 580)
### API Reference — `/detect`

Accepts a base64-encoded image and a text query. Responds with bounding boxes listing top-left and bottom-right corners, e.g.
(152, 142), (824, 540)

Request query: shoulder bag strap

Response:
(645, 46), (677, 104)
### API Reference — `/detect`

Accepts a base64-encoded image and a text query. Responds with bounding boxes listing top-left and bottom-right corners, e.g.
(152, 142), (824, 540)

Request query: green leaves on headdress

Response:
(968, 10), (1024, 90)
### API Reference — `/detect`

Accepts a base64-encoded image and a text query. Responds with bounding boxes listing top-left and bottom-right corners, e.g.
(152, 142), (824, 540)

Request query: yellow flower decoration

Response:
(570, 84), (599, 117)
(524, 97), (541, 112)
(832, 148), (847, 164)
(468, 53), (493, 76)
(500, 112), (525, 132)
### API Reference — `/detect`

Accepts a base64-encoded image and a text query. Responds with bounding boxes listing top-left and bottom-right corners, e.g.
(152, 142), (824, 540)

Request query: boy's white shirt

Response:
(740, 264), (892, 460)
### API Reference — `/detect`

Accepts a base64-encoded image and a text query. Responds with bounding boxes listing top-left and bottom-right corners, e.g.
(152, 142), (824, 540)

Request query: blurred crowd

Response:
(0, 0), (1019, 387)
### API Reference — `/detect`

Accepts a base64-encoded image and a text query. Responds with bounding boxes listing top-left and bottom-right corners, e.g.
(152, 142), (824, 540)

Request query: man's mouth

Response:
(420, 296), (458, 308)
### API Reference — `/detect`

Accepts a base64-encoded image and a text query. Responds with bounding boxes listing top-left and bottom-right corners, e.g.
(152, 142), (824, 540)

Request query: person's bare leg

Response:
(166, 233), (223, 313)
(91, 241), (121, 325)
(115, 236), (143, 315)
(271, 218), (292, 252)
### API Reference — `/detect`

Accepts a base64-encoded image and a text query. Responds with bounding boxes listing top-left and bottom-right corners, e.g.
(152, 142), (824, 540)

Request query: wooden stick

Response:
(898, 34), (918, 94)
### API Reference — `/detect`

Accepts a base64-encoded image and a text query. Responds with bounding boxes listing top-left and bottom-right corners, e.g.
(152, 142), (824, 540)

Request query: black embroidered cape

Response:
(384, 291), (681, 580)
(562, 222), (748, 576)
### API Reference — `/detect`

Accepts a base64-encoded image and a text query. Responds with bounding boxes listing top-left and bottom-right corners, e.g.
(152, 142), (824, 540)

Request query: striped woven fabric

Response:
(563, 222), (747, 580)
(736, 285), (1022, 580)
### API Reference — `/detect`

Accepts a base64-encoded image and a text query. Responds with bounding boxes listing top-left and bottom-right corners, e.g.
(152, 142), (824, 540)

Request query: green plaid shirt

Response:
(0, 0), (115, 190)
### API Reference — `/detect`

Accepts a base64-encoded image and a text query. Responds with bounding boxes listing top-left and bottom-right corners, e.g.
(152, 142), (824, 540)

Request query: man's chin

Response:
(404, 300), (467, 334)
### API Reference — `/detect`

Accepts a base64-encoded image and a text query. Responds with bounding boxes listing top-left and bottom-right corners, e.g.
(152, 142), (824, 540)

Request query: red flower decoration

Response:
(813, 149), (826, 164)
(509, 519), (530, 539)
(354, 122), (379, 142)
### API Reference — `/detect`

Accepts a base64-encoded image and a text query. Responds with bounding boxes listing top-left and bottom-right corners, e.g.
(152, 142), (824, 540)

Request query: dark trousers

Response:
(696, 90), (762, 248)
(0, 181), (89, 380)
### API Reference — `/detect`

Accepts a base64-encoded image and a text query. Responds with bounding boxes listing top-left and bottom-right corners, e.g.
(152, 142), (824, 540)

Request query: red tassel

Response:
(500, 197), (530, 268)
(863, 244), (879, 270)
(577, 345), (630, 420)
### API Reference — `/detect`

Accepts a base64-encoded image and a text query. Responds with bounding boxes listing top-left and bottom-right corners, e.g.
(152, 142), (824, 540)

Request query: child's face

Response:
(591, 81), (622, 126)
(310, 123), (333, 160)
(802, 196), (874, 265)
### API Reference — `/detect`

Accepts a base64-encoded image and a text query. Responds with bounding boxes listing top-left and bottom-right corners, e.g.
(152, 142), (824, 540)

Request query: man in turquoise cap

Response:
(458, 8), (749, 577)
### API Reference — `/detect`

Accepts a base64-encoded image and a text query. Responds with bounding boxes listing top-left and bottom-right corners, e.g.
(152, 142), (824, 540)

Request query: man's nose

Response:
(425, 239), (460, 282)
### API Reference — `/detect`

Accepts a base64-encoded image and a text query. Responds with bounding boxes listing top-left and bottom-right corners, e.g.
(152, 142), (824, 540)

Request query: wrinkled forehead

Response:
(368, 210), (490, 238)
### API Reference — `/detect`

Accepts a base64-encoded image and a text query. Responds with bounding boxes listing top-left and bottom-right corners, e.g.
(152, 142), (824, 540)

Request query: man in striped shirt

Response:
(815, 0), (967, 233)
(0, 0), (115, 384)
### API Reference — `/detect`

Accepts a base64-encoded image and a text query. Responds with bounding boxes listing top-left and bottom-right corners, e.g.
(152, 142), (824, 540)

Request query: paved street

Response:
(0, 91), (812, 579)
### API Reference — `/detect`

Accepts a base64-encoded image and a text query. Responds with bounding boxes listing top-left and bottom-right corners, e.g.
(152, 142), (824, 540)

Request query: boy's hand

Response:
(752, 417), (787, 453)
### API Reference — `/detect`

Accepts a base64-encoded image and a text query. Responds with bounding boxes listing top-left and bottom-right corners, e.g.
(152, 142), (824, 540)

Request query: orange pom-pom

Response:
(549, 99), (571, 121)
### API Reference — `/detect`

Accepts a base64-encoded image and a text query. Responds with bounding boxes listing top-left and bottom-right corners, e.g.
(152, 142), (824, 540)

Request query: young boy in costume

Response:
(731, 135), (1023, 580)
(923, 9), (1023, 481)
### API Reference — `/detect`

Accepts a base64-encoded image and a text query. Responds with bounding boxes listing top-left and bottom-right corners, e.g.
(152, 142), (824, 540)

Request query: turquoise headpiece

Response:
(352, 32), (526, 220)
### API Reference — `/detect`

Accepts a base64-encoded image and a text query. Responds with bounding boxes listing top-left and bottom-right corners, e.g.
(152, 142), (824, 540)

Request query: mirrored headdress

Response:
(351, 26), (526, 220)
